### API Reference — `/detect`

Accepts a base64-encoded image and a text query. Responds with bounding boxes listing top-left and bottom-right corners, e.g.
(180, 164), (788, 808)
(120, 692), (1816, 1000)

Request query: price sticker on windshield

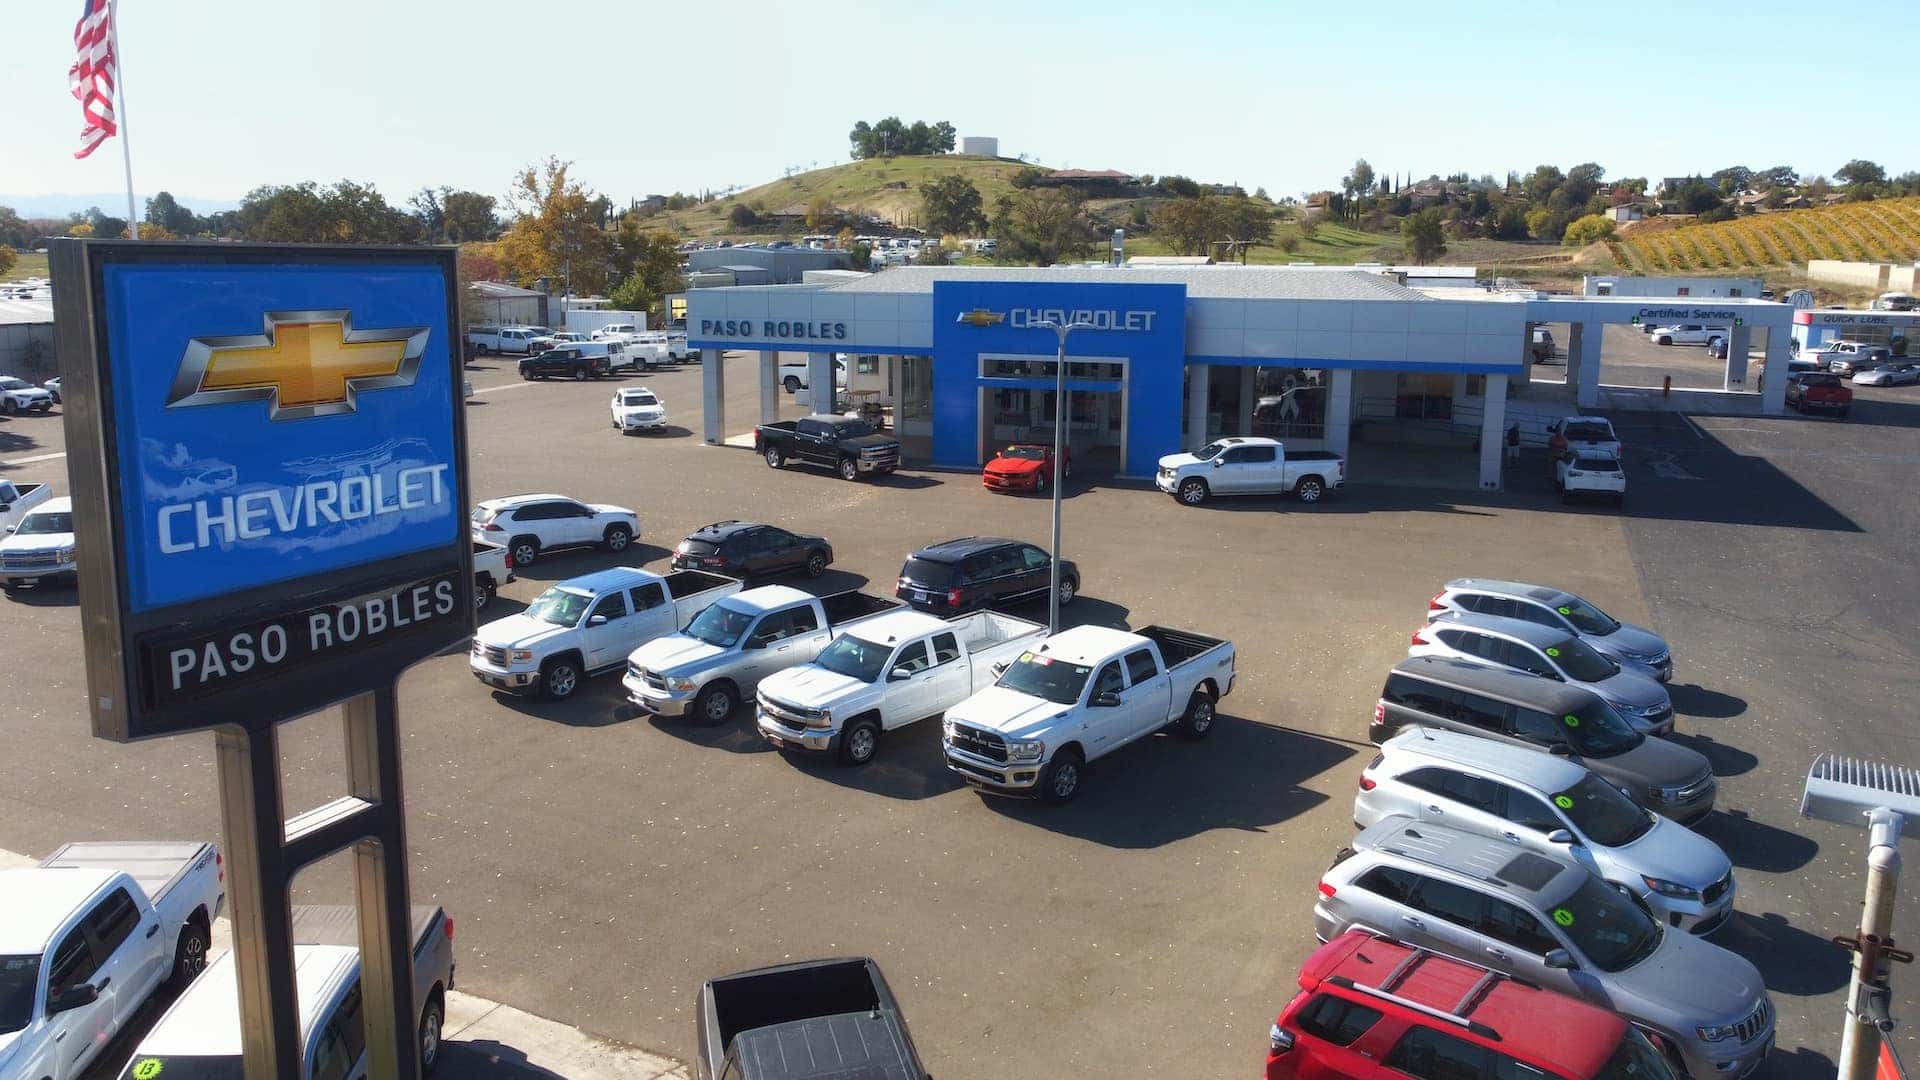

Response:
(133, 1061), (165, 1080)
(1563, 714), (1581, 727)
(1552, 908), (1575, 927)
(1554, 794), (1576, 809)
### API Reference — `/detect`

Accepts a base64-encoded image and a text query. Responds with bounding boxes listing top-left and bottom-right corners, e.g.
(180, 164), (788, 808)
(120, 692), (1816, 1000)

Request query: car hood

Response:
(587, 503), (635, 517)
(1157, 452), (1204, 472)
(845, 433), (900, 450)
(1582, 734), (1711, 790)
(945, 685), (1071, 739)
(0, 533), (73, 553)
(474, 614), (571, 651)
(985, 457), (1046, 476)
(1603, 928), (1766, 1035)
(1592, 623), (1668, 660)
(1590, 666), (1669, 711)
(759, 664), (873, 707)
(1613, 817), (1733, 889)
(4, 386), (51, 398)
(628, 634), (728, 673)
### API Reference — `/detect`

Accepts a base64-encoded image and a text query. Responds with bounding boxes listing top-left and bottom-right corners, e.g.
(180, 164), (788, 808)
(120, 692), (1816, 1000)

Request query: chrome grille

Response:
(1, 550), (64, 568)
(948, 724), (1008, 763)
(1702, 871), (1733, 905)
(1676, 771), (1716, 801)
(1733, 996), (1772, 1043)
(482, 645), (508, 667)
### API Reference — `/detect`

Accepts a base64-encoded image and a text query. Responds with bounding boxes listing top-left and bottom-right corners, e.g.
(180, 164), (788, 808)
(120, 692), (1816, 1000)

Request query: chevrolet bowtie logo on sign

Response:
(167, 310), (429, 420)
(956, 308), (1006, 327)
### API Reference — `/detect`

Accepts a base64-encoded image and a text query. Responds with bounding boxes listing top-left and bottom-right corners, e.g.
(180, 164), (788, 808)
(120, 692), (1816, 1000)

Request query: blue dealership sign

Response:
(53, 242), (473, 740)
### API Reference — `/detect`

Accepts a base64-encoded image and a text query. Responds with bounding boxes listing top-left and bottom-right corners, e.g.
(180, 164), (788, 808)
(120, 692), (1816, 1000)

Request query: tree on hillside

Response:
(848, 117), (955, 159)
(144, 191), (199, 236)
(919, 175), (986, 236)
(989, 189), (1097, 266)
(727, 203), (758, 228)
(1561, 213), (1615, 247)
(443, 191), (499, 242)
(1674, 180), (1724, 214)
(1710, 166), (1752, 194)
(1151, 198), (1215, 256)
(1754, 165), (1798, 189)
(1564, 163), (1606, 205)
(1401, 209), (1446, 263)
(1522, 165), (1564, 205)
(1149, 195), (1275, 257)
(67, 222), (95, 238)
(0, 206), (31, 249)
(1157, 175), (1202, 198)
(1211, 195), (1276, 247)
(229, 181), (418, 244)
(1836, 159), (1885, 190)
(610, 219), (684, 311)
(1341, 160), (1375, 205)
(0, 246), (15, 278)
(84, 206), (128, 241)
(497, 158), (614, 293)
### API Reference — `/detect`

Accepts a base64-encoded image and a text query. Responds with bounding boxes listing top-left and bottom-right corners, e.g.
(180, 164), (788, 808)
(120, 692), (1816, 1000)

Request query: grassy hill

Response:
(2, 250), (48, 281)
(1611, 197), (1920, 273)
(658, 155), (1041, 237)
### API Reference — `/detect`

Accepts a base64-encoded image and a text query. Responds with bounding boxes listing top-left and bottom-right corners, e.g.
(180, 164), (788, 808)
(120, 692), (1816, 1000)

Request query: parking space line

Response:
(2, 451), (66, 466)
(470, 380), (537, 395)
(1679, 413), (1706, 441)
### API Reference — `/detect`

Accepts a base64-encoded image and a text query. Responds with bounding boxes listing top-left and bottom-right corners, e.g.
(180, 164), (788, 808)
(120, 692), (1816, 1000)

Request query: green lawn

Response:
(3, 251), (48, 281)
(1120, 222), (1402, 265)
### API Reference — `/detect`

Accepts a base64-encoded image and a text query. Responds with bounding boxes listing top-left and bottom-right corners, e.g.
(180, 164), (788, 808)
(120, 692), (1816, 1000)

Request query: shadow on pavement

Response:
(437, 1040), (568, 1079)
(1668, 683), (1748, 720)
(1715, 910), (1850, 996)
(1693, 809), (1819, 873)
(492, 679), (633, 728)
(782, 720), (967, 801)
(1666, 732), (1759, 778)
(980, 715), (1353, 849)
(0, 582), (78, 606)
(1767, 1045), (1839, 1079)
(507, 544), (674, 583)
(644, 707), (773, 755)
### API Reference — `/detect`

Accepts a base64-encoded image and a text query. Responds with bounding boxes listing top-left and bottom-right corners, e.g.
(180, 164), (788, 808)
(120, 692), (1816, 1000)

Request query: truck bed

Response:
(699, 957), (923, 1080)
(946, 610), (1047, 650)
(1287, 449), (1344, 462)
(820, 590), (903, 627)
(661, 568), (738, 597)
(291, 904), (445, 956)
(40, 841), (215, 906)
(1137, 625), (1230, 669)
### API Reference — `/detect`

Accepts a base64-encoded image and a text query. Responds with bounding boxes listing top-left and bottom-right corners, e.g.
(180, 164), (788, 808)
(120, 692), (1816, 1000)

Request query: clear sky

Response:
(3, 0), (1915, 211)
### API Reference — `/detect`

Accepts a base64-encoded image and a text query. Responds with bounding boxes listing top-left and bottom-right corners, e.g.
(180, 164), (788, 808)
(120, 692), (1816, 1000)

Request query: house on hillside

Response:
(1039, 168), (1135, 195)
(1203, 183), (1247, 197)
(1607, 204), (1646, 223)
(467, 280), (548, 326)
(1407, 179), (1448, 208)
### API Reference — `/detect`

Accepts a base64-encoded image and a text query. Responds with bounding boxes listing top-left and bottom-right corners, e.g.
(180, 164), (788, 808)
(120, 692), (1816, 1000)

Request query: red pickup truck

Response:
(1785, 371), (1852, 417)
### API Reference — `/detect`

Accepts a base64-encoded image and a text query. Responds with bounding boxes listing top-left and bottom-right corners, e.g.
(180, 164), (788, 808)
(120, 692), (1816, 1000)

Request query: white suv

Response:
(1650, 324), (1728, 347)
(470, 493), (639, 567)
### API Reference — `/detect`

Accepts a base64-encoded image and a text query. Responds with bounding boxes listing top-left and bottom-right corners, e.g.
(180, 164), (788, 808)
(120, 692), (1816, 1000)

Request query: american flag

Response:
(68, 0), (118, 159)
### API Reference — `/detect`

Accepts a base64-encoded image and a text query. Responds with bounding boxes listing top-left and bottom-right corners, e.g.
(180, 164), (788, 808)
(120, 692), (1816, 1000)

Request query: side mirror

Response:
(1543, 949), (1577, 971)
(48, 983), (99, 1014)
(1546, 829), (1575, 845)
(990, 661), (1009, 677)
(588, 615), (608, 627)
(1092, 691), (1121, 708)
(888, 667), (913, 682)
(1210, 459), (1223, 467)
(1546, 743), (1571, 756)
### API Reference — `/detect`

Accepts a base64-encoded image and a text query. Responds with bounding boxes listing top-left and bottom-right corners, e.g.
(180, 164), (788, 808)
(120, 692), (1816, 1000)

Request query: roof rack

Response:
(1326, 933), (1541, 1041)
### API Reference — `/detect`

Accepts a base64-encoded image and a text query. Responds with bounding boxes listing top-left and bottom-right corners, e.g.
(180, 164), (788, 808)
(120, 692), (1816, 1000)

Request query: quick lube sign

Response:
(55, 242), (473, 739)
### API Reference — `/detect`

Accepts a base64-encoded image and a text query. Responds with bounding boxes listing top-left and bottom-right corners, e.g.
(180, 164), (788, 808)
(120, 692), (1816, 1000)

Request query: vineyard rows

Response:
(1615, 197), (1920, 272)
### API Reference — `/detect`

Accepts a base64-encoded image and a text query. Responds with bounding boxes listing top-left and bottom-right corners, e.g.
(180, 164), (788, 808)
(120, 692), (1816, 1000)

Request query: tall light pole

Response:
(1034, 318), (1093, 634)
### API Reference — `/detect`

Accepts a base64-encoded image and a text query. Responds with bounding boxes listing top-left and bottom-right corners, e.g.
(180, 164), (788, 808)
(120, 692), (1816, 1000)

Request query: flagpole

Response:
(108, 0), (137, 239)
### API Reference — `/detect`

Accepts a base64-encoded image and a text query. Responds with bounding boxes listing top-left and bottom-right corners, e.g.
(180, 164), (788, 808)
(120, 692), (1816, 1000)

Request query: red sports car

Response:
(982, 444), (1069, 493)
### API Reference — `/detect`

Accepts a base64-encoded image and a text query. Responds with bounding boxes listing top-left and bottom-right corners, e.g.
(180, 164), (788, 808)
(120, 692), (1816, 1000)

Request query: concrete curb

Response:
(1, 847), (687, 1079)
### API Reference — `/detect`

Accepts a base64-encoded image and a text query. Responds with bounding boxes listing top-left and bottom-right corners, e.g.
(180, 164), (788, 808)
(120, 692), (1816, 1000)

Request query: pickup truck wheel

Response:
(1296, 476), (1325, 503)
(419, 993), (444, 1075)
(510, 537), (539, 566)
(765, 447), (784, 468)
(1656, 335), (1672, 345)
(602, 524), (633, 552)
(541, 657), (580, 700)
(171, 918), (210, 986)
(783, 375), (802, 393)
(1040, 748), (1084, 804)
(839, 717), (880, 765)
(474, 576), (496, 611)
(1177, 478), (1208, 506)
(1179, 689), (1217, 739)
(693, 683), (736, 726)
(838, 457), (860, 482)
(804, 550), (828, 577)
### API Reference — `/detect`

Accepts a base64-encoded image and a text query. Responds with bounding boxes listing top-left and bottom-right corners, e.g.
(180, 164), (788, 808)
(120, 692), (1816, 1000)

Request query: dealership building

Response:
(687, 266), (1794, 489)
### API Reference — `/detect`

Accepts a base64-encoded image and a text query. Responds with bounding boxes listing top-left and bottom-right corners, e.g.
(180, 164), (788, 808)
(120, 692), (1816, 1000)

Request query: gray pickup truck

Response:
(755, 416), (902, 482)
(697, 957), (929, 1080)
(624, 586), (901, 724)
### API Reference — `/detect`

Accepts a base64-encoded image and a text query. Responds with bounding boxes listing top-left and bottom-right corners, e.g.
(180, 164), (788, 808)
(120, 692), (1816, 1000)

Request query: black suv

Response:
(519, 346), (607, 381)
(672, 521), (833, 580)
(895, 537), (1077, 614)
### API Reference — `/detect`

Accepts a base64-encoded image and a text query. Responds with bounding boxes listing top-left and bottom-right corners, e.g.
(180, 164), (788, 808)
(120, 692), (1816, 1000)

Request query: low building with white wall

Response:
(1583, 275), (1764, 299)
(960, 136), (999, 157)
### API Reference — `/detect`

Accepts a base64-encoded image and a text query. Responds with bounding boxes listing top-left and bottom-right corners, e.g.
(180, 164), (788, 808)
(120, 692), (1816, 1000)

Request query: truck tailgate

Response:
(293, 904), (444, 955)
(40, 841), (215, 905)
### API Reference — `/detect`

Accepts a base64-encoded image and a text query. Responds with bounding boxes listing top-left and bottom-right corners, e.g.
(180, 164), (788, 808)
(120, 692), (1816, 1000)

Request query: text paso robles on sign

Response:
(53, 241), (473, 740)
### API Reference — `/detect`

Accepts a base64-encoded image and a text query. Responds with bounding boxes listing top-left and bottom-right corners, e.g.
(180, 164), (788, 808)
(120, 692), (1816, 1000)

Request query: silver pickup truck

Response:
(624, 586), (902, 725)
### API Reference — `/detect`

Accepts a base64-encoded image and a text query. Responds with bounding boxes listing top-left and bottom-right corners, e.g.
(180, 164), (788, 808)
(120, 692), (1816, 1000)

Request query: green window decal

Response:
(1552, 908), (1575, 927)
(1546, 647), (1561, 657)
(1557, 606), (1572, 615)
(1563, 714), (1581, 727)
(1554, 794), (1575, 809)
(134, 1061), (165, 1080)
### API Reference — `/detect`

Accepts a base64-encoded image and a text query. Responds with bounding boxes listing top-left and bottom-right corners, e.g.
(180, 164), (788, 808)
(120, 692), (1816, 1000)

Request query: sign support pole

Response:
(214, 724), (306, 1079)
(345, 686), (419, 1080)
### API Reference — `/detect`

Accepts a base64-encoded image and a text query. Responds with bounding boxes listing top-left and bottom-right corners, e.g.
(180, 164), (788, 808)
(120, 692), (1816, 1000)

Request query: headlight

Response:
(1697, 1022), (1740, 1043)
(1655, 783), (1686, 801)
(1642, 875), (1701, 900)
(942, 718), (958, 740)
(669, 677), (698, 691)
(57, 546), (75, 559)
(509, 649), (535, 663)
(806, 709), (833, 729)
(1005, 739), (1045, 763)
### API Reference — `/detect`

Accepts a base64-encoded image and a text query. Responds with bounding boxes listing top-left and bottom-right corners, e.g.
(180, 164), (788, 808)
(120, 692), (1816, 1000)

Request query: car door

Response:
(1499, 639), (1565, 683)
(43, 920), (108, 1073)
(1084, 661), (1130, 750)
(308, 978), (369, 1080)
(925, 630), (970, 705)
(85, 885), (160, 1028)
(1239, 443), (1284, 492)
(628, 581), (674, 642)
(1120, 647), (1171, 741)
(794, 419), (832, 464)
(1014, 545), (1053, 602)
(883, 639), (938, 726)
(1478, 895), (1562, 982)
(743, 605), (818, 687)
(1405, 875), (1509, 969)
(579, 589), (632, 671)
(760, 528), (804, 574)
(977, 546), (1025, 605)
(1211, 446), (1258, 493)
(558, 501), (599, 546)
(1401, 767), (1506, 834)
(1380, 1023), (1504, 1080)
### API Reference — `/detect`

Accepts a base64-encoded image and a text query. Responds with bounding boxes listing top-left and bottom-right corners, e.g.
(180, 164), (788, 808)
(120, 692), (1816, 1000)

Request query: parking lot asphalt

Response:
(1527, 323), (1772, 393)
(2, 350), (1917, 1076)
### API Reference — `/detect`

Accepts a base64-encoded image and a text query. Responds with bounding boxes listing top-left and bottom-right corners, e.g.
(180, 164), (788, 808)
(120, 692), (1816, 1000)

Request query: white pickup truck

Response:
(0, 841), (224, 1080)
(1649, 323), (1729, 347)
(1155, 436), (1345, 506)
(471, 539), (514, 612)
(942, 624), (1237, 803)
(472, 566), (740, 699)
(114, 904), (456, 1079)
(466, 325), (552, 355)
(0, 480), (53, 534)
(625, 586), (902, 725)
(755, 609), (1047, 765)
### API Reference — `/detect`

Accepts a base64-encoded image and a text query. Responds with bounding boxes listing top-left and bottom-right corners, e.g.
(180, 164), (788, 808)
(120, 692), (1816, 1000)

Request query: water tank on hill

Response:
(961, 136), (999, 157)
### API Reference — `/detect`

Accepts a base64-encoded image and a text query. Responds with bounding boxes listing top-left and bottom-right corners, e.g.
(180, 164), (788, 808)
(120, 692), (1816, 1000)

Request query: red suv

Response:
(1266, 931), (1680, 1080)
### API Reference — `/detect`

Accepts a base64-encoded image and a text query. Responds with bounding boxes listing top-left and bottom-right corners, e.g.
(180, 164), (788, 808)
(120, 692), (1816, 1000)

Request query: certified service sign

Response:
(53, 241), (472, 740)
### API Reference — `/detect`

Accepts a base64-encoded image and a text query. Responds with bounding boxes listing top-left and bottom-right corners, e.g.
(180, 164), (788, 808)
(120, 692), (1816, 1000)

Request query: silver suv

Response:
(1316, 817), (1774, 1079)
(1358, 729), (1735, 933)
(1412, 611), (1674, 734)
(1429, 579), (1672, 681)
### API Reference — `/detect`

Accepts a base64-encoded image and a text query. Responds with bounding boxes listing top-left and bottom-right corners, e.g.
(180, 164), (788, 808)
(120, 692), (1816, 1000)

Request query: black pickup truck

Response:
(697, 957), (929, 1080)
(756, 416), (902, 482)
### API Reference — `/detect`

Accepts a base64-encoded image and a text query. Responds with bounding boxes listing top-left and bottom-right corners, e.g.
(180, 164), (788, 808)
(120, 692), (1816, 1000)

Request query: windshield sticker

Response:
(1554, 794), (1575, 809)
(133, 1061), (165, 1080)
(1552, 908), (1575, 927)
(1545, 647), (1562, 658)
(1558, 606), (1572, 615)
(1018, 652), (1034, 663)
(1563, 714), (1581, 727)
